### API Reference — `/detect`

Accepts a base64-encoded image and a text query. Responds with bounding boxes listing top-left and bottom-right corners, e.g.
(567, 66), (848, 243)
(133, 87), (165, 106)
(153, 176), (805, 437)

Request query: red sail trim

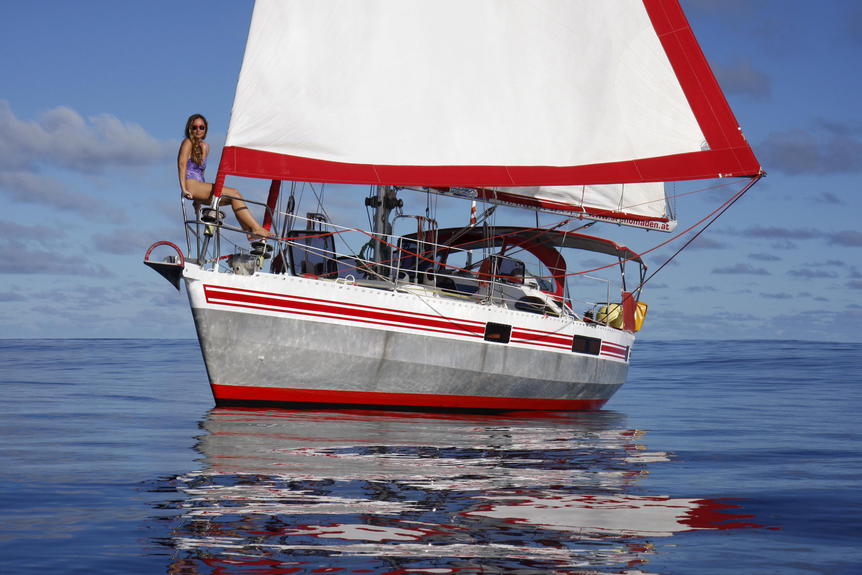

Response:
(643, 0), (761, 176)
(217, 146), (760, 190)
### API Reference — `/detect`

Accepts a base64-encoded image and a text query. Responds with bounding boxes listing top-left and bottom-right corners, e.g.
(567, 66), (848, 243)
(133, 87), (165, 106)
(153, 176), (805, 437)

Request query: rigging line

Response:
(317, 182), (326, 215)
(611, 179), (738, 213)
(481, 218), (596, 267)
(476, 219), (581, 268)
(299, 181), (336, 238)
(492, 219), (595, 262)
(497, 179), (735, 219)
(442, 222), (571, 267)
(640, 173), (762, 289)
(539, 174), (762, 282)
(286, 182), (306, 229)
(667, 179), (738, 202)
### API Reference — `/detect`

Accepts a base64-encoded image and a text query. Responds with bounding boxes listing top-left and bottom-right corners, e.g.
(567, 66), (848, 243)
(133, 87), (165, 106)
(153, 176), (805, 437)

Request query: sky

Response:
(1, 0), (861, 342)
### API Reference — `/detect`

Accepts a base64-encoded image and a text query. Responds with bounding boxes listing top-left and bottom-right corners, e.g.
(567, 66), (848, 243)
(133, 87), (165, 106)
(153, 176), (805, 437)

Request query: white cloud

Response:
(0, 101), (175, 223)
(91, 229), (176, 256)
(827, 231), (862, 247)
(714, 59), (770, 98)
(0, 240), (113, 276)
(787, 268), (838, 279)
(759, 128), (862, 175)
(0, 100), (173, 173)
(712, 263), (770, 275)
(0, 219), (65, 245)
(0, 170), (128, 224)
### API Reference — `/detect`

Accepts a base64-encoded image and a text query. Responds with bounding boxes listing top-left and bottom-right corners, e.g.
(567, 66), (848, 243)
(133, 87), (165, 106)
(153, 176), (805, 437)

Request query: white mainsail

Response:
(216, 0), (760, 225)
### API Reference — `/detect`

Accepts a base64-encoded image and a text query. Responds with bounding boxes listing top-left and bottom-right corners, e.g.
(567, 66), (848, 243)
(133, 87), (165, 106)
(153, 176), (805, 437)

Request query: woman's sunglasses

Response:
(191, 125), (207, 131)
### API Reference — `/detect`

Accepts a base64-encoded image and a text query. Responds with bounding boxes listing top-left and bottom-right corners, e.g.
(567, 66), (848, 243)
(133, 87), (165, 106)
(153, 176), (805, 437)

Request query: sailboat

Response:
(146, 0), (761, 412)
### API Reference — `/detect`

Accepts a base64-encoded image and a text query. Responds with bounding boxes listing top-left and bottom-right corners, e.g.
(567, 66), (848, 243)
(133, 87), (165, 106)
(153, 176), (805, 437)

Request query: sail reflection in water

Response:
(161, 409), (758, 573)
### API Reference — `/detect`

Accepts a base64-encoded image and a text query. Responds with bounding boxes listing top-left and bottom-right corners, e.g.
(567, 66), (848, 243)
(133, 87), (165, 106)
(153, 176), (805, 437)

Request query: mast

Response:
(367, 185), (402, 269)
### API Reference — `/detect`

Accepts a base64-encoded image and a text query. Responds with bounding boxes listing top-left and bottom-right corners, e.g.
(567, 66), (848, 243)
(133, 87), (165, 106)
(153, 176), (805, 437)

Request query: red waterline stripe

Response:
(213, 384), (608, 411)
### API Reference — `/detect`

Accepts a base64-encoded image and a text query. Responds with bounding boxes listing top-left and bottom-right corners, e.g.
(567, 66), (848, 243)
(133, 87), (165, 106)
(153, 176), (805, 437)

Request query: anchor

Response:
(143, 241), (185, 291)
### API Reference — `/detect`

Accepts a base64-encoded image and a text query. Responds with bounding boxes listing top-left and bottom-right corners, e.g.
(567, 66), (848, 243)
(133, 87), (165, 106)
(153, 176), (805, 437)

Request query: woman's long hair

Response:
(184, 114), (208, 166)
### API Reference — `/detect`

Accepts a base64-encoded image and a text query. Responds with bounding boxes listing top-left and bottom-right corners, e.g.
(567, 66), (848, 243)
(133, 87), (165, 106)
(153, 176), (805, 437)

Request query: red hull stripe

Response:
(601, 342), (629, 360)
(213, 384), (608, 411)
(204, 285), (485, 339)
(511, 328), (572, 351)
(203, 284), (629, 362)
(205, 284), (485, 326)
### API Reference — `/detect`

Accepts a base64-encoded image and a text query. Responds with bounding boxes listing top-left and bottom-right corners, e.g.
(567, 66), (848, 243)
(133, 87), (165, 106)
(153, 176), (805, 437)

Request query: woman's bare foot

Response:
(246, 227), (273, 242)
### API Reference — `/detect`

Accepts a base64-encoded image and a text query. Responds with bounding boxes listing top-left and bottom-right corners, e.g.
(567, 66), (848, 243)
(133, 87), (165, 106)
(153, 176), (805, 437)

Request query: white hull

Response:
(184, 263), (634, 411)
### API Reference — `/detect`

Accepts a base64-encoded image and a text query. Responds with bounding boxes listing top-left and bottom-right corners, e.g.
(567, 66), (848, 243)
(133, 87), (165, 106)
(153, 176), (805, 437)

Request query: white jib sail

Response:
(491, 182), (671, 220)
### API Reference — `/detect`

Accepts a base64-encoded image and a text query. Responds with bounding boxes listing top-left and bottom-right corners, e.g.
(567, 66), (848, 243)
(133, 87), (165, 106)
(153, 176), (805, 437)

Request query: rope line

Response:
(202, 175), (762, 285)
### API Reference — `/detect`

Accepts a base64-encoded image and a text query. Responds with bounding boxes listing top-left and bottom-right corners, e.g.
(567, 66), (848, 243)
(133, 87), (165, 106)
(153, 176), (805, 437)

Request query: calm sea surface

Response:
(0, 339), (860, 574)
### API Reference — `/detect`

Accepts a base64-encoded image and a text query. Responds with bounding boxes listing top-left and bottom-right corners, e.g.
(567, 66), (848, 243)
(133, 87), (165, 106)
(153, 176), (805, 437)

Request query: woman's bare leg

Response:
(185, 180), (270, 240)
(220, 187), (270, 239)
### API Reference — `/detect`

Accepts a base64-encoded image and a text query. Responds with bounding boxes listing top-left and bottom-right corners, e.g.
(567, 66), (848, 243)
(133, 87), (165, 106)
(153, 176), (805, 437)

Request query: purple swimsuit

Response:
(186, 157), (206, 182)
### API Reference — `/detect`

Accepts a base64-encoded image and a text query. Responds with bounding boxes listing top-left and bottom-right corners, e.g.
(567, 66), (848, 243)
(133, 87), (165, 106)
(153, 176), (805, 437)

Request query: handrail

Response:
(185, 205), (630, 321)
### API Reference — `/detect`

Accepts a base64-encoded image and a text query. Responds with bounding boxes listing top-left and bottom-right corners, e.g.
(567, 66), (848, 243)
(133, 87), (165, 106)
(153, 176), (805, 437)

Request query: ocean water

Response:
(0, 339), (860, 574)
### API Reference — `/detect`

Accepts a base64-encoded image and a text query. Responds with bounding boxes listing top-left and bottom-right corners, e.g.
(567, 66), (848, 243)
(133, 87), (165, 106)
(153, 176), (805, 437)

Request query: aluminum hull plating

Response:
(184, 264), (633, 411)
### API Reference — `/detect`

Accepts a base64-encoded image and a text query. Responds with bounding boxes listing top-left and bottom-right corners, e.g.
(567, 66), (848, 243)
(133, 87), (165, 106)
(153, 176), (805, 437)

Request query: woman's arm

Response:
(177, 138), (192, 198)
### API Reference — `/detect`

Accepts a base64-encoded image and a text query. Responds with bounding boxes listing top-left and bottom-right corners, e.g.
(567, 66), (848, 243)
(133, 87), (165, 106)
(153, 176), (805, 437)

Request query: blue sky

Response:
(2, 1), (861, 342)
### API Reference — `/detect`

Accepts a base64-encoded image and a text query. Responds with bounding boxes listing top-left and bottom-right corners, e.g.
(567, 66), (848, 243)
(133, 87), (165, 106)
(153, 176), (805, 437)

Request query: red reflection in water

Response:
(465, 493), (763, 536)
(162, 407), (766, 574)
(684, 498), (762, 530)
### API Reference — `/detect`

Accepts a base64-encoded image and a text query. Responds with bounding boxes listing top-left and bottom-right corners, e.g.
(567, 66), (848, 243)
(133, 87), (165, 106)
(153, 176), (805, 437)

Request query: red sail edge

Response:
(643, 0), (761, 177)
(216, 146), (760, 189)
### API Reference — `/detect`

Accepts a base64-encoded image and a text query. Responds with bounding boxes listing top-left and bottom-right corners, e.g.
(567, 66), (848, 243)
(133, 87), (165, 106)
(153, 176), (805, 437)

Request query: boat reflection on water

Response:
(161, 408), (759, 574)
